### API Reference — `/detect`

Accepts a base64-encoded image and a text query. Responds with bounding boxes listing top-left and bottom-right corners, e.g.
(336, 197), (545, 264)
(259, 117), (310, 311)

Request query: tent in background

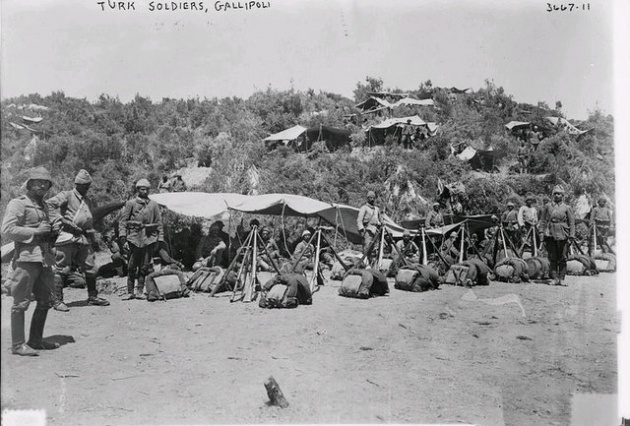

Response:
(365, 115), (438, 146)
(305, 125), (352, 151)
(263, 125), (308, 150)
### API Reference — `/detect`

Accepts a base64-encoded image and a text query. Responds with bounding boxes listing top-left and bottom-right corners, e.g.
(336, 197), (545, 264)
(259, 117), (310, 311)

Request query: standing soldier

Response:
(2, 167), (60, 356)
(517, 141), (529, 174)
(540, 185), (575, 286)
(47, 169), (110, 311)
(590, 197), (614, 251)
(517, 193), (538, 249)
(425, 202), (444, 228)
(119, 179), (164, 300)
(501, 201), (519, 247)
(357, 191), (381, 259)
(172, 174), (187, 192)
(401, 119), (414, 149)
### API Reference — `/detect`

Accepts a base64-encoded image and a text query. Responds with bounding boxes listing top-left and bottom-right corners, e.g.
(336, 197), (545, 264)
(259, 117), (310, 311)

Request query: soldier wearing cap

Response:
(501, 201), (519, 246)
(540, 185), (575, 286)
(47, 169), (110, 310)
(589, 197), (613, 250)
(2, 167), (60, 356)
(402, 119), (414, 149)
(441, 231), (460, 263)
(518, 193), (539, 249)
(357, 191), (381, 258)
(395, 230), (420, 264)
(119, 178), (164, 299)
(293, 229), (315, 260)
(172, 173), (187, 193)
(257, 226), (281, 271)
(425, 202), (444, 228)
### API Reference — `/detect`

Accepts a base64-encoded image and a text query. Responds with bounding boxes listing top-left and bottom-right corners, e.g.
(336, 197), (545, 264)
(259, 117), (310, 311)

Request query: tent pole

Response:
(421, 228), (428, 265)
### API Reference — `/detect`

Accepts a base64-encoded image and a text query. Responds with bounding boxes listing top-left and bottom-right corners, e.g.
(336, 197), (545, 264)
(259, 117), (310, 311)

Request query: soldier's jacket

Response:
(357, 204), (380, 234)
(501, 210), (519, 230)
(119, 197), (163, 247)
(396, 240), (420, 258)
(1, 194), (55, 265)
(293, 240), (315, 259)
(46, 189), (94, 246)
(540, 201), (575, 241)
(590, 206), (613, 227)
(425, 211), (444, 228)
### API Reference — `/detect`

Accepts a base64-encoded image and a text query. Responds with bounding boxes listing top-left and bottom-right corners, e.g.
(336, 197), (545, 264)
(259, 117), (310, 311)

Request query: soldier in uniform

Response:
(425, 202), (444, 228)
(119, 179), (164, 299)
(540, 185), (575, 286)
(517, 193), (539, 249)
(590, 197), (614, 251)
(47, 169), (110, 311)
(501, 201), (519, 247)
(172, 174), (187, 192)
(2, 167), (60, 356)
(395, 230), (420, 264)
(357, 191), (381, 259)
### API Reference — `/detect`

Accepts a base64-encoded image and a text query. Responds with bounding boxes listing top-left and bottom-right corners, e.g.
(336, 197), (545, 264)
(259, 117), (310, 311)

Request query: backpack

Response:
(339, 270), (372, 299)
(259, 273), (312, 309)
(525, 257), (550, 280)
(461, 259), (492, 286)
(187, 267), (225, 293)
(394, 264), (440, 292)
(567, 254), (598, 276)
(149, 273), (190, 301)
(593, 253), (616, 273)
(494, 258), (529, 283)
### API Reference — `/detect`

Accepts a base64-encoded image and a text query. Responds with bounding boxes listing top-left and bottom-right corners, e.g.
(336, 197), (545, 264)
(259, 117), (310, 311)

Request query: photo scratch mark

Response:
(462, 289), (526, 317)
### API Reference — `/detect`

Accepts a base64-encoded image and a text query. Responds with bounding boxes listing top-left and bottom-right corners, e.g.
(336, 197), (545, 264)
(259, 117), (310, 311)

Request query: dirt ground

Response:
(1, 270), (618, 426)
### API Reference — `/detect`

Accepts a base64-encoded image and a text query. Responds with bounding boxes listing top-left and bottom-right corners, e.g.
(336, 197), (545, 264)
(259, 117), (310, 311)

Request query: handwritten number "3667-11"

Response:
(547, 3), (591, 12)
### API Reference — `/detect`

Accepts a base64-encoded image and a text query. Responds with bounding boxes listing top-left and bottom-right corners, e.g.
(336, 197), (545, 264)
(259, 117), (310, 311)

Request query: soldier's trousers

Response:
(544, 237), (568, 280)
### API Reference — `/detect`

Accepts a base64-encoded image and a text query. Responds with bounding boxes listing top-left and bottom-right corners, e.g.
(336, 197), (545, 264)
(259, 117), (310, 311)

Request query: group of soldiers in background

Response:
(158, 173), (187, 193)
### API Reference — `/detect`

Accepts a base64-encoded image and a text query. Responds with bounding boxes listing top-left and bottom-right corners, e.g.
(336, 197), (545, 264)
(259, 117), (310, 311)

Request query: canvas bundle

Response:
(394, 264), (440, 292)
(461, 259), (491, 286)
(593, 253), (616, 273)
(338, 268), (388, 299)
(566, 254), (598, 276)
(494, 258), (529, 283)
(444, 264), (471, 286)
(187, 266), (225, 293)
(149, 274), (190, 301)
(259, 273), (312, 309)
(525, 257), (550, 280)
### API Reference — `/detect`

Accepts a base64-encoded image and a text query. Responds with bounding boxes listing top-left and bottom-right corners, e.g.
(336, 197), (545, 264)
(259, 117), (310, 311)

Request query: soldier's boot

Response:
(135, 276), (146, 300)
(86, 275), (110, 306)
(52, 274), (69, 312)
(11, 310), (38, 356)
(124, 276), (136, 300)
(27, 308), (59, 350)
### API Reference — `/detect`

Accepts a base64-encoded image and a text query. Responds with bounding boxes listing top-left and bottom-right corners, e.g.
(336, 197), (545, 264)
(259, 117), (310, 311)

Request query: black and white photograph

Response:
(1, 0), (628, 425)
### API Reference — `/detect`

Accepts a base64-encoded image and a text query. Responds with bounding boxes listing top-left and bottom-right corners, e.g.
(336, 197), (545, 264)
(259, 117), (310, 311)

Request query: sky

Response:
(0, 0), (617, 120)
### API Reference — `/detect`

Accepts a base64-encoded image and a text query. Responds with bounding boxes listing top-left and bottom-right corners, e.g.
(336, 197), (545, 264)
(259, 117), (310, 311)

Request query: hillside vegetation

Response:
(1, 78), (614, 233)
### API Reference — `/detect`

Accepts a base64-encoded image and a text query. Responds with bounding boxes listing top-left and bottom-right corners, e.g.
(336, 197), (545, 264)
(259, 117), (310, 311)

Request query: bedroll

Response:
(338, 268), (389, 299)
(494, 258), (529, 283)
(593, 253), (616, 273)
(566, 254), (598, 276)
(187, 266), (225, 293)
(525, 257), (550, 280)
(259, 273), (312, 309)
(394, 264), (440, 292)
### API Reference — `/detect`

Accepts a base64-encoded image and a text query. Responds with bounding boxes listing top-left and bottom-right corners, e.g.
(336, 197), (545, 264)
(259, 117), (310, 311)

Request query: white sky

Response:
(0, 0), (615, 120)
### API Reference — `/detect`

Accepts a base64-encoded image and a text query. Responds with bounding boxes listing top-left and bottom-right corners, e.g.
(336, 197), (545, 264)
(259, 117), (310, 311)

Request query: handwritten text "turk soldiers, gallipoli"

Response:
(96, 1), (272, 12)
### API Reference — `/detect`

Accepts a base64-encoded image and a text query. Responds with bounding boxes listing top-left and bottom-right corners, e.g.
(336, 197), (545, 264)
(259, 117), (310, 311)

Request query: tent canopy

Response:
(544, 116), (590, 136)
(368, 115), (438, 134)
(263, 125), (307, 142)
(504, 121), (531, 131)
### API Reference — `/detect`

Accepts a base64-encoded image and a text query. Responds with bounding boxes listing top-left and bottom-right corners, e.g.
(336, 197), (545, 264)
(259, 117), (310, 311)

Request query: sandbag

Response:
(395, 264), (440, 292)
(149, 274), (190, 301)
(494, 258), (529, 283)
(525, 256), (550, 280)
(187, 267), (225, 293)
(567, 254), (598, 276)
(593, 253), (616, 273)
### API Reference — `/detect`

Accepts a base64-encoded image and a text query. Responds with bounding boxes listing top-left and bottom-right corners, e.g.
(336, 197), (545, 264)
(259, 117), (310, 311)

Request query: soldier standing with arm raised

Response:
(119, 179), (164, 300)
(47, 169), (110, 311)
(2, 167), (60, 356)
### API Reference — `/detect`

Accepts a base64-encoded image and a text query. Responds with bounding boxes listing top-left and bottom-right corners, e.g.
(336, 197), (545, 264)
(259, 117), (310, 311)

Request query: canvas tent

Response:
(264, 124), (351, 152)
(305, 125), (352, 151)
(365, 115), (438, 146)
(543, 116), (590, 136)
(356, 96), (434, 113)
(263, 125), (308, 150)
(504, 121), (531, 131)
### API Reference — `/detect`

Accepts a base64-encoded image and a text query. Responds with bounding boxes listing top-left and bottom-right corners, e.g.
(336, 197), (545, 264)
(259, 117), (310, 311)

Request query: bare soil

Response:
(1, 271), (617, 425)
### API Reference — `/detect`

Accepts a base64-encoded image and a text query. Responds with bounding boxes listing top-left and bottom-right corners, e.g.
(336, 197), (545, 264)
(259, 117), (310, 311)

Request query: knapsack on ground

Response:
(566, 254), (598, 276)
(187, 266), (225, 293)
(259, 273), (312, 309)
(148, 273), (190, 301)
(394, 264), (440, 292)
(338, 268), (389, 299)
(525, 256), (550, 280)
(593, 253), (616, 273)
(461, 259), (492, 286)
(493, 257), (529, 283)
